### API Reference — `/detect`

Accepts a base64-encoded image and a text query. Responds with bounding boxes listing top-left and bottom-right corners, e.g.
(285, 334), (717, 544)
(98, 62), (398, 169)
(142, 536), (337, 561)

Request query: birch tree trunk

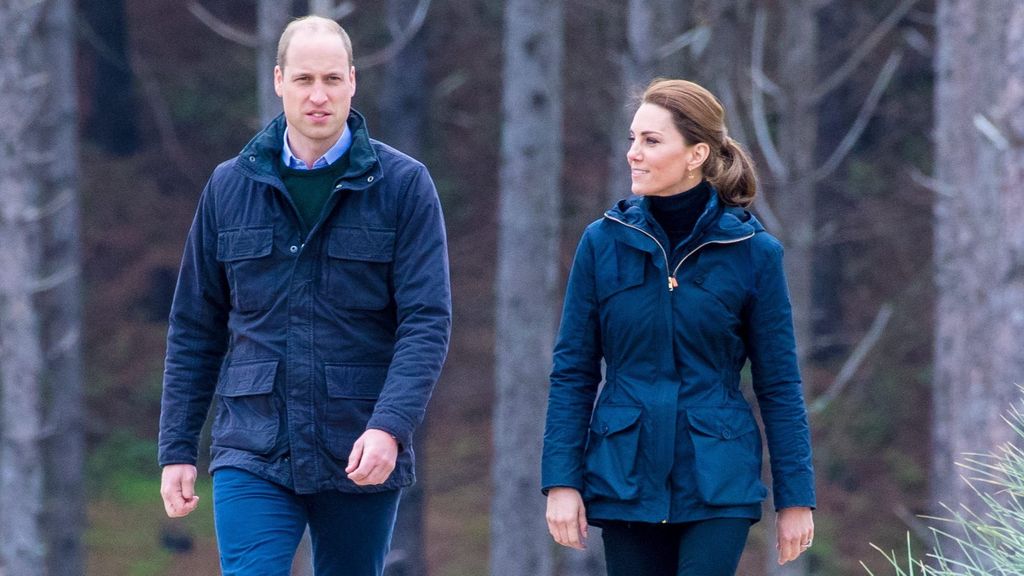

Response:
(932, 0), (1024, 542)
(379, 2), (429, 574)
(39, 1), (86, 573)
(0, 2), (51, 574)
(491, 1), (563, 575)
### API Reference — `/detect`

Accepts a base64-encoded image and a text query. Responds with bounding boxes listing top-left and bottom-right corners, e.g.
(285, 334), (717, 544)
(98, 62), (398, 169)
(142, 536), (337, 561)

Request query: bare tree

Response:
(258, 0), (294, 125)
(376, 2), (429, 576)
(1, 1), (82, 574)
(931, 0), (1024, 558)
(491, 1), (564, 575)
(40, 1), (86, 574)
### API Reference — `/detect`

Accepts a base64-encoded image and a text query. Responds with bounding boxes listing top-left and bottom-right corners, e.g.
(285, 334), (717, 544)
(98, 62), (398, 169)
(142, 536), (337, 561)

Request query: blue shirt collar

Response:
(281, 123), (352, 170)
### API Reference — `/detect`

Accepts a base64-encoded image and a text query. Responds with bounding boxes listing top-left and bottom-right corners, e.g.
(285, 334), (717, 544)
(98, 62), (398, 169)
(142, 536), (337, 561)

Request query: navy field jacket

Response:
(158, 111), (451, 494)
(542, 192), (815, 523)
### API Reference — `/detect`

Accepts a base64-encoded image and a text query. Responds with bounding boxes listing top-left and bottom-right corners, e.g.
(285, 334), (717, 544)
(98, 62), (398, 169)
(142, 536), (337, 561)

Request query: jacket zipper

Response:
(670, 234), (756, 282)
(606, 214), (755, 291)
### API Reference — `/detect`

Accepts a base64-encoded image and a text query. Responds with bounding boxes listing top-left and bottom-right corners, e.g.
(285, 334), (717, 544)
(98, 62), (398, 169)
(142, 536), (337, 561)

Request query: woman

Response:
(542, 79), (815, 575)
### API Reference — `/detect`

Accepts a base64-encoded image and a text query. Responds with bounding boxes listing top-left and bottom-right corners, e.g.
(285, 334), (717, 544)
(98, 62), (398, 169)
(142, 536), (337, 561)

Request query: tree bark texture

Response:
(258, 0), (293, 126)
(491, 1), (563, 575)
(379, 1), (429, 574)
(0, 2), (52, 574)
(39, 0), (86, 573)
(932, 0), (1024, 523)
(765, 3), (819, 575)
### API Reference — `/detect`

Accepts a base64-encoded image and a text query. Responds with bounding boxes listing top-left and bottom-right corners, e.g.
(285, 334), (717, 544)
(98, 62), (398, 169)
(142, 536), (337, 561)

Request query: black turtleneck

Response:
(648, 180), (712, 250)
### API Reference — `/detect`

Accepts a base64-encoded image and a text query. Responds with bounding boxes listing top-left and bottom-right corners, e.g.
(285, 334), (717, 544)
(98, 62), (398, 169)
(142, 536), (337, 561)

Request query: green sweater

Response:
(278, 153), (351, 234)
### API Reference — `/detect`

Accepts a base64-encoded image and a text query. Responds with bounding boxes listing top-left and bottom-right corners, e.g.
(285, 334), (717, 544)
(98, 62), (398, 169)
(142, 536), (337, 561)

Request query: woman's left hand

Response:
(776, 506), (814, 565)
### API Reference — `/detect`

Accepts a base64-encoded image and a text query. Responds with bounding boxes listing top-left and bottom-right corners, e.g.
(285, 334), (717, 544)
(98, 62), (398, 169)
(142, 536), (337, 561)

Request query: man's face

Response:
(274, 31), (355, 156)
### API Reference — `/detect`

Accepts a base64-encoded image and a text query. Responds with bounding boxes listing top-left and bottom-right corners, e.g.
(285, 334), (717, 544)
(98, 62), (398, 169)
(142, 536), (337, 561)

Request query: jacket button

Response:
(695, 276), (705, 285)
(289, 245), (299, 254)
(249, 155), (256, 162)
(722, 429), (732, 440)
(602, 424), (609, 434)
(367, 175), (375, 183)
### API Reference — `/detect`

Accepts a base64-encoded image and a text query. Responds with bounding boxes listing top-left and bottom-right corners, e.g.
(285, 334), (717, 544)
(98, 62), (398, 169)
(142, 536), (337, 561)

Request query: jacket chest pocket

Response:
(212, 360), (280, 455)
(595, 242), (646, 303)
(686, 406), (767, 506)
(217, 227), (276, 312)
(323, 227), (395, 310)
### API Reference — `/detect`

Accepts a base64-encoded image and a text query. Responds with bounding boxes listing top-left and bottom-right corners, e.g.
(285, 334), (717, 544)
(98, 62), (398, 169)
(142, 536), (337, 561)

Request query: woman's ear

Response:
(690, 142), (711, 170)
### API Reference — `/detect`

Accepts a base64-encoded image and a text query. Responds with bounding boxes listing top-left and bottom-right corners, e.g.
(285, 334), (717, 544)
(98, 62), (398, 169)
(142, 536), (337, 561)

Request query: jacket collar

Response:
(604, 188), (763, 254)
(234, 109), (383, 190)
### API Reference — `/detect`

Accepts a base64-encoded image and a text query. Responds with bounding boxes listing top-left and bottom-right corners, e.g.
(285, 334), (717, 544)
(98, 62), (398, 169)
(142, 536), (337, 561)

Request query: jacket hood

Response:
(233, 108), (382, 189)
(605, 188), (765, 246)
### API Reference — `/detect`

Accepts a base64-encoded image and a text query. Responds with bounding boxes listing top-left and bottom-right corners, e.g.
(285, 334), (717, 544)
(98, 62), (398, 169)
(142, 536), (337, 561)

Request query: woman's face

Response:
(627, 103), (704, 197)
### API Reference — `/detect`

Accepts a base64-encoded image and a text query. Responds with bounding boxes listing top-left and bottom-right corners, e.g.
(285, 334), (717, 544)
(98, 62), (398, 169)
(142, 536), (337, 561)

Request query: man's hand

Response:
(546, 487), (588, 550)
(160, 464), (200, 518)
(345, 428), (399, 486)
(777, 506), (814, 565)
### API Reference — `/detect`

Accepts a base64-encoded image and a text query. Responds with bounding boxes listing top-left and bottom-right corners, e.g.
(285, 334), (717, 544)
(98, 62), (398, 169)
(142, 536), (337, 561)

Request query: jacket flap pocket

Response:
(326, 227), (395, 262)
(687, 407), (758, 440)
(325, 363), (389, 399)
(219, 360), (278, 397)
(590, 405), (643, 436)
(217, 227), (274, 262)
(596, 242), (645, 301)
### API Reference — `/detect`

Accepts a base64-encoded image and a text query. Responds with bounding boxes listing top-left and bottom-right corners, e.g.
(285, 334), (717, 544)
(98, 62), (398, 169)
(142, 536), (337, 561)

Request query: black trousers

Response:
(601, 517), (752, 576)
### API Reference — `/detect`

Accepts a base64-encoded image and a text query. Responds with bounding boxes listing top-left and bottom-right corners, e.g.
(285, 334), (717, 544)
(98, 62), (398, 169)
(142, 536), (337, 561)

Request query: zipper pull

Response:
(668, 276), (678, 291)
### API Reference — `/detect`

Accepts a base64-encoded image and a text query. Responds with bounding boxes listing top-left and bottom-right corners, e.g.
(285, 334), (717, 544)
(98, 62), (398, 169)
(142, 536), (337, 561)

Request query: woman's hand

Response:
(546, 487), (588, 549)
(776, 506), (814, 565)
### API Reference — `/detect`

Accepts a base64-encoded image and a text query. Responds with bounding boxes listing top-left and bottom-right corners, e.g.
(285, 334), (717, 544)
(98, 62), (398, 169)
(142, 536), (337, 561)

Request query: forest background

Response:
(1, 0), (1021, 575)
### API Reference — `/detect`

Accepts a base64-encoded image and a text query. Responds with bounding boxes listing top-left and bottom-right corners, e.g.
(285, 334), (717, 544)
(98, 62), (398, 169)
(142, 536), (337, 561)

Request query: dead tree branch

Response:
(358, 0), (430, 69)
(810, 50), (902, 184)
(750, 7), (789, 181)
(809, 0), (919, 103)
(187, 2), (257, 48)
(810, 302), (894, 415)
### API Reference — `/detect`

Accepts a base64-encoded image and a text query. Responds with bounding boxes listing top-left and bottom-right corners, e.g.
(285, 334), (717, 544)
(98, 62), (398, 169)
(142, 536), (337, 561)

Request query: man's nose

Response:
(310, 85), (328, 104)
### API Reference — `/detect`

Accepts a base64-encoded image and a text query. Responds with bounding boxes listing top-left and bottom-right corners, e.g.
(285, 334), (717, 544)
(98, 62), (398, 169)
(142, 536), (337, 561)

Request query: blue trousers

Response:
(213, 468), (401, 576)
(601, 518), (752, 576)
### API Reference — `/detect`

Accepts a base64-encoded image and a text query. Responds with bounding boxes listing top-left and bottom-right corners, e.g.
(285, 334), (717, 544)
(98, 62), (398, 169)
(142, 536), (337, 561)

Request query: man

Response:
(158, 15), (451, 575)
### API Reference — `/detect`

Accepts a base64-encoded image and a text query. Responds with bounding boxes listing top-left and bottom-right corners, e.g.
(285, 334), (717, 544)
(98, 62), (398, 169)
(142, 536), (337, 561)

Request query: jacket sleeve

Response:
(365, 164), (452, 449)
(542, 230), (603, 493)
(158, 182), (230, 467)
(745, 239), (816, 510)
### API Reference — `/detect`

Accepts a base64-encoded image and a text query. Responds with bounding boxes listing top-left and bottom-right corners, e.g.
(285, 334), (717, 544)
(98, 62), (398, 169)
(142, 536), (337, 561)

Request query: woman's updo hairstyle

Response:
(641, 78), (758, 207)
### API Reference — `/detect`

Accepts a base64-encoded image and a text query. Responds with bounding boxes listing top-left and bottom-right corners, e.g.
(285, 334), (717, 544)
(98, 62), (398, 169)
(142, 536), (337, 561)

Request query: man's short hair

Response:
(277, 15), (354, 70)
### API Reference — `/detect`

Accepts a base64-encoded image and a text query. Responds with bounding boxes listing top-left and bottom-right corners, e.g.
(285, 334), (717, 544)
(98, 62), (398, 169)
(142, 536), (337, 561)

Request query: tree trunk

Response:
(40, 1), (86, 574)
(491, 1), (563, 575)
(0, 3), (49, 574)
(932, 0), (1024, 545)
(258, 0), (293, 126)
(379, 1), (429, 574)
(765, 3), (819, 575)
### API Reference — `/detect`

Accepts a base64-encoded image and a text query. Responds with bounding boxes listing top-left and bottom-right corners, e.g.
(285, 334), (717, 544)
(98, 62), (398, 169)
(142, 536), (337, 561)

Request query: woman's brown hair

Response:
(641, 79), (757, 207)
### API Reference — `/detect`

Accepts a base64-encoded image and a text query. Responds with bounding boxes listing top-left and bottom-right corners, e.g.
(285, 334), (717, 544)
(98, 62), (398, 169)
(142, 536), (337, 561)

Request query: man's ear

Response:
(274, 65), (284, 97)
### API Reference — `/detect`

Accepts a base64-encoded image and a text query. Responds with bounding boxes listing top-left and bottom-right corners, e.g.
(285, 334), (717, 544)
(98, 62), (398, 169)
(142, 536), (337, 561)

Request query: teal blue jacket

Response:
(542, 191), (815, 523)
